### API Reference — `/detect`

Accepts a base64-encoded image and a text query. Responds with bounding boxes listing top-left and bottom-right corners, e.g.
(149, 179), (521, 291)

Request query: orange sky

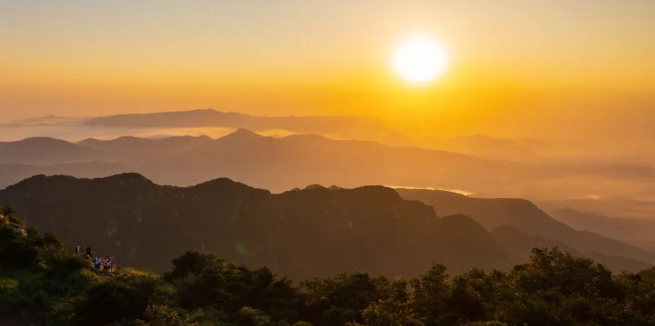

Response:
(1, 0), (654, 140)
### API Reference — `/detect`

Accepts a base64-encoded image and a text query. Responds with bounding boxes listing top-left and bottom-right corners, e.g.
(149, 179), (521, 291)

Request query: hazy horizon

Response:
(2, 0), (655, 142)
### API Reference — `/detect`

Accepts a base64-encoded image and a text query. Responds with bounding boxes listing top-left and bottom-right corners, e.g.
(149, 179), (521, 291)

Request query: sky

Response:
(1, 0), (654, 139)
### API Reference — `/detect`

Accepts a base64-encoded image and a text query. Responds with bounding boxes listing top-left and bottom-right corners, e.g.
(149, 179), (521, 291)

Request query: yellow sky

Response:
(1, 0), (654, 139)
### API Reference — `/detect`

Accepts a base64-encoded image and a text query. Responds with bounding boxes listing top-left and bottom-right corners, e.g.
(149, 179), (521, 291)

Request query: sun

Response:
(392, 37), (448, 83)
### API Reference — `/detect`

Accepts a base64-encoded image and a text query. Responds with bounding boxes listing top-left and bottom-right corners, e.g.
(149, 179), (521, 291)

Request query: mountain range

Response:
(397, 188), (655, 268)
(0, 173), (512, 279)
(76, 109), (563, 160)
(0, 174), (652, 279)
(4, 109), (653, 163)
(1, 129), (653, 199)
(551, 208), (655, 252)
(3, 108), (655, 220)
(82, 109), (394, 140)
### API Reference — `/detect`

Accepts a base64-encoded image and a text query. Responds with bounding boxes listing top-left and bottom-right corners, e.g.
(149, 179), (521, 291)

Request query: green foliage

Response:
(1, 205), (17, 218)
(166, 251), (298, 324)
(135, 305), (198, 326)
(499, 248), (632, 326)
(638, 267), (655, 283)
(0, 207), (97, 318)
(0, 216), (39, 270)
(0, 277), (27, 308)
(186, 307), (231, 326)
(239, 306), (274, 326)
(410, 264), (451, 325)
(301, 272), (401, 326)
(166, 251), (226, 281)
(72, 272), (160, 326)
(291, 322), (314, 326)
(3, 213), (655, 326)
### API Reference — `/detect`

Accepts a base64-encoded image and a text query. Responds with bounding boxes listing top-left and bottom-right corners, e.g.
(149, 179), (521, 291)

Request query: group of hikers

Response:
(75, 244), (115, 273)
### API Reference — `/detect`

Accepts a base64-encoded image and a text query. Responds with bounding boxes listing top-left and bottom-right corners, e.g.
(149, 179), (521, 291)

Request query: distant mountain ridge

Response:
(2, 129), (654, 213)
(551, 208), (655, 252)
(0, 173), (514, 279)
(0, 161), (126, 189)
(0, 130), (498, 192)
(397, 188), (655, 268)
(0, 137), (102, 164)
(82, 109), (393, 139)
(0, 173), (651, 278)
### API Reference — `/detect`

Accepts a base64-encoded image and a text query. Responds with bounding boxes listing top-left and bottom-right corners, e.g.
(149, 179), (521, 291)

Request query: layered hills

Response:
(82, 108), (392, 140)
(0, 174), (652, 279)
(2, 129), (652, 198)
(0, 173), (511, 279)
(397, 188), (655, 269)
(551, 208), (655, 252)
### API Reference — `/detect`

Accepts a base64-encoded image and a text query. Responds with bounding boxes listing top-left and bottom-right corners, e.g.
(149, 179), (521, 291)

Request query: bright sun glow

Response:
(392, 37), (448, 83)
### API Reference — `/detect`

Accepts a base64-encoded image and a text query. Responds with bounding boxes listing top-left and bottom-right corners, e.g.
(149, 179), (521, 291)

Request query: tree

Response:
(73, 272), (160, 326)
(301, 273), (397, 326)
(410, 264), (451, 325)
(240, 306), (273, 326)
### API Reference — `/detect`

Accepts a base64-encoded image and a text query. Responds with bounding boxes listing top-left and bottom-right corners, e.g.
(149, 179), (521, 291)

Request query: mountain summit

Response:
(0, 173), (511, 279)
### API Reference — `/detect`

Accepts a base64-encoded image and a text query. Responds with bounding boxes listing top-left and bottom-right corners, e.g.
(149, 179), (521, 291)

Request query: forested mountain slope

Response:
(0, 174), (511, 279)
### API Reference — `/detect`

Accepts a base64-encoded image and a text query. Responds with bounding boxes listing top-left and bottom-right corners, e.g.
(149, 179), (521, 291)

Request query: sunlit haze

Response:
(1, 0), (655, 218)
(1, 0), (655, 142)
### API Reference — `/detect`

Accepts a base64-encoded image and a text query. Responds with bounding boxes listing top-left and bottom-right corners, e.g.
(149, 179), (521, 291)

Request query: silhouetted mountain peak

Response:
(0, 137), (101, 165)
(16, 136), (64, 143)
(111, 136), (146, 142)
(191, 177), (271, 195)
(77, 137), (102, 145)
(79, 136), (150, 146)
(349, 185), (404, 202)
(3, 137), (75, 148)
(102, 172), (154, 185)
(304, 184), (326, 190)
(192, 108), (217, 113)
(4, 174), (87, 193)
(279, 185), (404, 206)
(10, 174), (49, 186)
(79, 135), (214, 147)
(218, 128), (265, 143)
(189, 108), (243, 115)
(289, 184), (346, 191)
(178, 134), (213, 141)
